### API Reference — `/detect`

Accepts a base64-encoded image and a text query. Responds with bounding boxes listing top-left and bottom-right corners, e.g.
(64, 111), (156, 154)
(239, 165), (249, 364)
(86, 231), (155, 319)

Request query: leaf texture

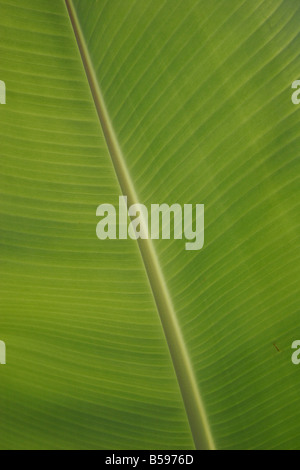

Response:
(0, 0), (300, 450)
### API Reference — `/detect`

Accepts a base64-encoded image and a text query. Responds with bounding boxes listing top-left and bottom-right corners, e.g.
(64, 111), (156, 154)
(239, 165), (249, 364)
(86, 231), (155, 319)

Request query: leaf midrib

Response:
(65, 0), (215, 451)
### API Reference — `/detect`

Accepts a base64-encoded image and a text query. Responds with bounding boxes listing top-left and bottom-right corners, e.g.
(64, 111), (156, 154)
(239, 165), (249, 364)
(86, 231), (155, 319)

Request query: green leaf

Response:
(0, 0), (299, 450)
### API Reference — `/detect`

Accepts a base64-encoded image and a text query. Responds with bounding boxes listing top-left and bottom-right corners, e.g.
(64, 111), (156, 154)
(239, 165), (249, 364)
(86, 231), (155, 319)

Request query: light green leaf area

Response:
(0, 0), (300, 450)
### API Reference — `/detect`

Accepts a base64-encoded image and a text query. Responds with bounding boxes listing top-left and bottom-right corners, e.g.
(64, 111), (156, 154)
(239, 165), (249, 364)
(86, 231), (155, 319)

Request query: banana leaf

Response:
(0, 0), (299, 450)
